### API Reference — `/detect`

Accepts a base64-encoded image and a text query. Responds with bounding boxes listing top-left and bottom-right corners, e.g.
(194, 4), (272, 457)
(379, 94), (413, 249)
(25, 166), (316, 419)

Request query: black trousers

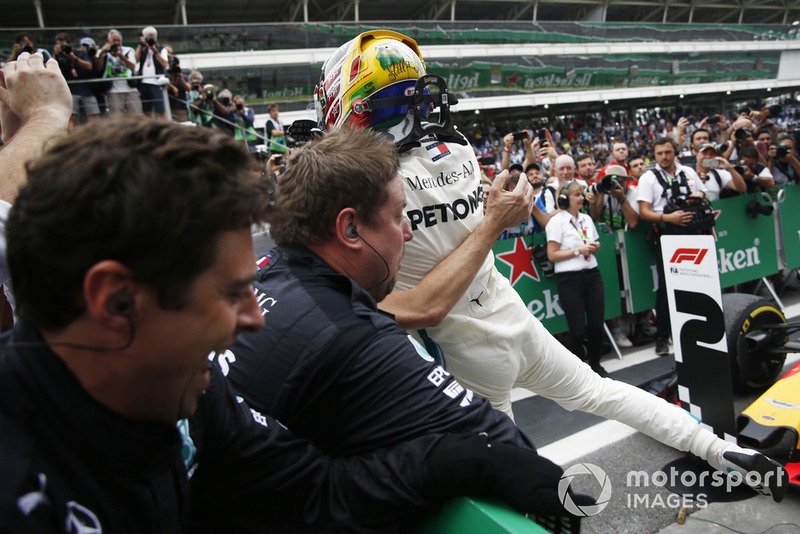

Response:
(655, 235), (671, 342)
(556, 268), (605, 366)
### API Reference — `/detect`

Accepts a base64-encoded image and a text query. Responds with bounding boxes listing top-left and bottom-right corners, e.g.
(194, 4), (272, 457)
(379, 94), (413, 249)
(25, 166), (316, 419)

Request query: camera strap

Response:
(652, 168), (689, 199)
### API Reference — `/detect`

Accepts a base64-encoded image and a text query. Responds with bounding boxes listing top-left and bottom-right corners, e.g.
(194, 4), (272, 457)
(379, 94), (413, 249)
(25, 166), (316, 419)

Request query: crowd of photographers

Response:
(6, 28), (268, 151)
(471, 101), (800, 355)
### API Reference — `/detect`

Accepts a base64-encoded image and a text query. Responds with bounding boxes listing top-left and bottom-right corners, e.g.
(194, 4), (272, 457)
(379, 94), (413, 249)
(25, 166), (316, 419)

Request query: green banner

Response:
(779, 184), (800, 270)
(712, 194), (780, 287)
(492, 226), (621, 335)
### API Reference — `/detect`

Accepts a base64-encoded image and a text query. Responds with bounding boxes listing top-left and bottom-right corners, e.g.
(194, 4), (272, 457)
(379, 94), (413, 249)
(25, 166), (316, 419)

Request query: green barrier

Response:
(779, 184), (800, 270)
(711, 193), (780, 287)
(413, 498), (553, 534)
(619, 224), (659, 314)
(492, 226), (621, 335)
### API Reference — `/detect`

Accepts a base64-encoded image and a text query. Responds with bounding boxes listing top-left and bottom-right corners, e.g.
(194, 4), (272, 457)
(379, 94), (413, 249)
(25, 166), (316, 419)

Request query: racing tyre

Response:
(723, 293), (786, 393)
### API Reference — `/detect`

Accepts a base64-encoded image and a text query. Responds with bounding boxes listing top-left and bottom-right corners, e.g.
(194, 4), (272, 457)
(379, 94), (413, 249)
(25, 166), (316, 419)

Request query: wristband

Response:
(574, 249), (580, 256)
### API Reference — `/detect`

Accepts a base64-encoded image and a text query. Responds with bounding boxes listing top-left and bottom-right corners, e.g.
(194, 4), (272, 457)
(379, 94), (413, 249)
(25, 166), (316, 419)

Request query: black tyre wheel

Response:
(722, 293), (787, 393)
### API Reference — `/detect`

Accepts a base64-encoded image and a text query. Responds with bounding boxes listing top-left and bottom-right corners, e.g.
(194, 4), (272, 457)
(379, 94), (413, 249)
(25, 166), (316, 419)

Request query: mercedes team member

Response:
(313, 30), (787, 501)
(227, 127), (548, 460)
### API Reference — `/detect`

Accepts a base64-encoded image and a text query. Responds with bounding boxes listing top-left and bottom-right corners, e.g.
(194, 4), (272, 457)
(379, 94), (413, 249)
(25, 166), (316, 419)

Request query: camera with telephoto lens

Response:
(707, 116), (720, 125)
(109, 43), (119, 54)
(191, 81), (200, 91)
(168, 57), (181, 74)
(236, 102), (243, 111)
(145, 36), (156, 47)
(734, 128), (751, 141)
(596, 175), (623, 194)
(776, 145), (791, 158)
(218, 96), (231, 107)
(21, 44), (34, 54)
(61, 44), (73, 55)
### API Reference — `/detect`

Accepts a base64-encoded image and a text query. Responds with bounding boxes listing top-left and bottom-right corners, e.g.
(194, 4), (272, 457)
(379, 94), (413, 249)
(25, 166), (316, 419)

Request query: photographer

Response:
(767, 134), (800, 185)
(637, 137), (708, 356)
(190, 83), (218, 128)
(226, 95), (259, 152)
(7, 33), (51, 63)
(695, 143), (746, 200)
(165, 46), (191, 122)
(95, 29), (141, 116)
(134, 26), (168, 118)
(589, 164), (639, 230)
(737, 146), (775, 192)
(53, 33), (100, 128)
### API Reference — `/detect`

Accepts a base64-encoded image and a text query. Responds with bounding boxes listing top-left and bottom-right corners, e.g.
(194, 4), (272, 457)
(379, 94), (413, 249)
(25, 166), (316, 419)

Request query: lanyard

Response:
(569, 216), (591, 260)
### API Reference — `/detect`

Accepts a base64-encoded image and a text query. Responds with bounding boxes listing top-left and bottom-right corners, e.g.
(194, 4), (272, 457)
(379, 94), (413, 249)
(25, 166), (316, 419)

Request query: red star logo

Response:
(496, 238), (540, 286)
(507, 72), (519, 86)
(710, 209), (722, 241)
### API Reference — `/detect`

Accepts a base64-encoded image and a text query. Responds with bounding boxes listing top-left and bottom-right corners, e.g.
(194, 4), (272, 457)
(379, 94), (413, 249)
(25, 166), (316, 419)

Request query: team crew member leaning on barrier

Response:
(312, 29), (788, 502)
(225, 128), (593, 525)
(546, 181), (607, 377)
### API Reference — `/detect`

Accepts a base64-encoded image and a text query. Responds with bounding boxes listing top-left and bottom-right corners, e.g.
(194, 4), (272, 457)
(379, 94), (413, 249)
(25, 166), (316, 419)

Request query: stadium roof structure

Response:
(6, 0), (800, 29)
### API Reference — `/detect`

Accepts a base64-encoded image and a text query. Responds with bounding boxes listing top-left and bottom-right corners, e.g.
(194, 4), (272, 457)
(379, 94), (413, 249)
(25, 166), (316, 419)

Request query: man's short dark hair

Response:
(269, 127), (400, 247)
(268, 103), (279, 112)
(14, 32), (31, 44)
(739, 146), (758, 160)
(575, 153), (594, 165)
(55, 32), (72, 43)
(690, 128), (710, 145)
(8, 117), (276, 331)
(654, 136), (678, 152)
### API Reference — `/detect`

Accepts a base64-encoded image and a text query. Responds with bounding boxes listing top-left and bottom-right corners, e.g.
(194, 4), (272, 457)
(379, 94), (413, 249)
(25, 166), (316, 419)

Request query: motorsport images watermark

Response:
(557, 463), (780, 515)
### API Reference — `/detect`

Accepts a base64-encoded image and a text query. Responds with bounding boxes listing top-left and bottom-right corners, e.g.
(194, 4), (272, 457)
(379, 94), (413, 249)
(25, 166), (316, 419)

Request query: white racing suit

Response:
(395, 133), (739, 475)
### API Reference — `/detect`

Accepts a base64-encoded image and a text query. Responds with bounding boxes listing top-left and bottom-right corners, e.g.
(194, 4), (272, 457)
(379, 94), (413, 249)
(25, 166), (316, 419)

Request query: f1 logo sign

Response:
(670, 248), (708, 265)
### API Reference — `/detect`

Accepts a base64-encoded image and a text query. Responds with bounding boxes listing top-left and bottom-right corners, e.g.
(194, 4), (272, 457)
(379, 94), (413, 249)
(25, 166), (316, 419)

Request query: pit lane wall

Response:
(493, 183), (799, 335)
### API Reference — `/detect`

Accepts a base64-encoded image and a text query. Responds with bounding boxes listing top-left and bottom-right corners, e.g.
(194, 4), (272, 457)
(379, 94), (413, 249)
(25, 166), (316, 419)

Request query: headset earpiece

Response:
(346, 226), (359, 238)
(557, 193), (569, 210)
(106, 291), (134, 317)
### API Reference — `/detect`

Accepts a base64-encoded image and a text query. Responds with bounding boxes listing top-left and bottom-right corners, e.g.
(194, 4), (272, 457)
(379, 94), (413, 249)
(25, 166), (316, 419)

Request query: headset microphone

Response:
(345, 225), (390, 290)
(355, 233), (391, 291)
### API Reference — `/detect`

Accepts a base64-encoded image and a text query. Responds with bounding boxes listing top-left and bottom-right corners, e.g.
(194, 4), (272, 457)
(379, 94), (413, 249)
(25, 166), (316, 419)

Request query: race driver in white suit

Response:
(312, 30), (786, 500)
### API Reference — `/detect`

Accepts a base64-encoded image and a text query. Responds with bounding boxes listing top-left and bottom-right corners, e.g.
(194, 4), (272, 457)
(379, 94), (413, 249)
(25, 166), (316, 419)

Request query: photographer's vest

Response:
(600, 188), (630, 230)
(102, 48), (133, 79)
(266, 118), (288, 153)
(234, 114), (258, 143)
(137, 45), (165, 77)
(652, 168), (691, 203)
